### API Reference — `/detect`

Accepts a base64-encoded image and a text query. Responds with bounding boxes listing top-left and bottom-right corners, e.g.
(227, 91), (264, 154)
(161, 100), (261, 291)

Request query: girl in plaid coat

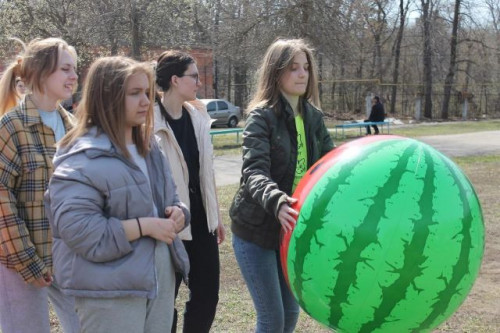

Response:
(0, 38), (80, 333)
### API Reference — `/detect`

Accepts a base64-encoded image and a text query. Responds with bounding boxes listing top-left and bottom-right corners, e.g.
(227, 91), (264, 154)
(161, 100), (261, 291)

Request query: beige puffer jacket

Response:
(154, 100), (221, 240)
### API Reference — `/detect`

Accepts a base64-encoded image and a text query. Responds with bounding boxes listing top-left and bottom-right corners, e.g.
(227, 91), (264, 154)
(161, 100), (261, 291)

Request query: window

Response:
(207, 102), (216, 112)
(217, 101), (228, 110)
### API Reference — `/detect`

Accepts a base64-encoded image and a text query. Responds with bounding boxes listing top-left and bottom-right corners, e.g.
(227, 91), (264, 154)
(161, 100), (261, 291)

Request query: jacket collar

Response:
(154, 100), (211, 134)
(278, 94), (314, 120)
(53, 126), (118, 167)
(21, 94), (74, 132)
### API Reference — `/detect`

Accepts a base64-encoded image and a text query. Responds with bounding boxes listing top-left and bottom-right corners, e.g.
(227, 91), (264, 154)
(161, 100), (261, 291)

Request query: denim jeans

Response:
(232, 234), (299, 333)
(0, 263), (80, 333)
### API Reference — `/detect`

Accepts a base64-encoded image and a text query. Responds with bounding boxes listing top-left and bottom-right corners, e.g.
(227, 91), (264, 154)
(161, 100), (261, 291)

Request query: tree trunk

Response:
(234, 63), (247, 108)
(441, 0), (461, 119)
(130, 2), (141, 60)
(299, 0), (312, 38)
(421, 0), (433, 119)
(213, 0), (221, 98)
(318, 53), (323, 102)
(390, 0), (409, 114)
(227, 60), (232, 102)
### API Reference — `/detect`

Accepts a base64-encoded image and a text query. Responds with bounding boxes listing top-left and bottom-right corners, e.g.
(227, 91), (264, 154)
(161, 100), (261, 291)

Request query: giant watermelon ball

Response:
(280, 135), (484, 333)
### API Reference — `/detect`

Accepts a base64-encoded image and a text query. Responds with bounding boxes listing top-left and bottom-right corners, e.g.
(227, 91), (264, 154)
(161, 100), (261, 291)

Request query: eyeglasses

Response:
(179, 73), (200, 83)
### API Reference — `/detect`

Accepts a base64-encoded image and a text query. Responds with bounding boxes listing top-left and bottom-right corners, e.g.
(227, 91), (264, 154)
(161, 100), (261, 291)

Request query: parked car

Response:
(200, 99), (242, 128)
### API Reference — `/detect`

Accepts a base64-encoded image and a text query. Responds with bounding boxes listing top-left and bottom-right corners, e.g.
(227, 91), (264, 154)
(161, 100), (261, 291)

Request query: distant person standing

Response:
(365, 96), (385, 135)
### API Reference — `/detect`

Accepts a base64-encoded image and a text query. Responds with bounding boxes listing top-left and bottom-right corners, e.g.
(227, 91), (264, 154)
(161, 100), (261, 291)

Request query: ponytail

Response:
(0, 37), (75, 116)
(0, 58), (22, 116)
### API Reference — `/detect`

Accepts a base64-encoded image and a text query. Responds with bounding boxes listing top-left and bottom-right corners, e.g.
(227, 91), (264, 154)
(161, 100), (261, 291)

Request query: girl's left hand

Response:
(165, 206), (185, 232)
(278, 196), (298, 232)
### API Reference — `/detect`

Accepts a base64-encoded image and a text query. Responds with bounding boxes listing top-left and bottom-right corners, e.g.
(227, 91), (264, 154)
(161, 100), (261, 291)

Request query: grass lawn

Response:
(176, 153), (499, 332)
(43, 122), (499, 332)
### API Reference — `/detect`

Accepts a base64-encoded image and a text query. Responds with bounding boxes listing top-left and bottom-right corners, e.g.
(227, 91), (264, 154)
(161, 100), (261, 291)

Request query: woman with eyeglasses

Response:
(154, 50), (224, 333)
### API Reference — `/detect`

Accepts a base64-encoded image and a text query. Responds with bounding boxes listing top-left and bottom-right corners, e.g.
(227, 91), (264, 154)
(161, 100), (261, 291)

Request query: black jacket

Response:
(230, 97), (334, 249)
(369, 102), (385, 122)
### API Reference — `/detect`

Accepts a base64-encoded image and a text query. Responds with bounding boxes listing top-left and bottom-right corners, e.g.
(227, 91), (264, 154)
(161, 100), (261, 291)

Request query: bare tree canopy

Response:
(1, 0), (499, 118)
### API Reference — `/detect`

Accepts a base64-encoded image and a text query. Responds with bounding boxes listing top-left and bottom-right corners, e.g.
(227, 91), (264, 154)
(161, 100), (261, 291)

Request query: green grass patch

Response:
(453, 154), (500, 166)
(211, 133), (243, 156)
(327, 119), (500, 140)
(213, 120), (500, 155)
(391, 120), (500, 137)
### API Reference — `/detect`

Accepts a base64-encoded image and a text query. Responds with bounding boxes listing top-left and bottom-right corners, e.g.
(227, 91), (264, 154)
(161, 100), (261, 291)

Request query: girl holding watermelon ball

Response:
(229, 38), (334, 332)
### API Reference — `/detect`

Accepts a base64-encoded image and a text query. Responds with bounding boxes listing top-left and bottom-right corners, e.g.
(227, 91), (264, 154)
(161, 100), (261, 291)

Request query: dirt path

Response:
(417, 130), (500, 157)
(214, 130), (500, 186)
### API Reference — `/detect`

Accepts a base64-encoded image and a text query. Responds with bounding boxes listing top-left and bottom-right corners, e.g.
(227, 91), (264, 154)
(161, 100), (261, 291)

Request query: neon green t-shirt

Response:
(292, 115), (308, 192)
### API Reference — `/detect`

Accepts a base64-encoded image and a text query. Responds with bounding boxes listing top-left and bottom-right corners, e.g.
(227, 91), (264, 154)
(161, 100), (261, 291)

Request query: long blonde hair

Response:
(60, 56), (154, 158)
(0, 38), (76, 115)
(247, 38), (320, 116)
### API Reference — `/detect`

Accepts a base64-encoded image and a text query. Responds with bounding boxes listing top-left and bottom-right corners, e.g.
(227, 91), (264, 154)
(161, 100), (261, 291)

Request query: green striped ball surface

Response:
(286, 136), (484, 332)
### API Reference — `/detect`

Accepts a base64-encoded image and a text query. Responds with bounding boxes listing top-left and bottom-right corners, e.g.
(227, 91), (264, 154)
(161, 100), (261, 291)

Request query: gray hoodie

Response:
(45, 127), (190, 299)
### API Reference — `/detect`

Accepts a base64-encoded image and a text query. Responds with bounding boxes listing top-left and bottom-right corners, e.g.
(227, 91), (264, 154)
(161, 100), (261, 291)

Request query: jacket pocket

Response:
(169, 238), (189, 283)
(230, 193), (267, 226)
(69, 239), (156, 293)
(19, 153), (49, 202)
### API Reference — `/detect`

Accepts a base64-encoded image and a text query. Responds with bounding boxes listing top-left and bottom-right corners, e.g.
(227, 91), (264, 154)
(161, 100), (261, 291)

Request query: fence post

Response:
(415, 95), (422, 120)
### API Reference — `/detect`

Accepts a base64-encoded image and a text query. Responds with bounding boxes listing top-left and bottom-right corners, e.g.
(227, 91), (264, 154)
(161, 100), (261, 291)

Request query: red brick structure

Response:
(1, 46), (214, 99)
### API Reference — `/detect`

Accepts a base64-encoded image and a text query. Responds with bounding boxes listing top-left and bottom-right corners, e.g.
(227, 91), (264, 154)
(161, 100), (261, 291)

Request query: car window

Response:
(217, 101), (228, 110)
(206, 102), (216, 112)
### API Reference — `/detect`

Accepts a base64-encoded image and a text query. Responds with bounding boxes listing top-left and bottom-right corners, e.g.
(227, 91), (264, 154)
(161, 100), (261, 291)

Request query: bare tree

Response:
(485, 0), (500, 87)
(421, 0), (435, 118)
(0, 0), (498, 117)
(389, 0), (410, 114)
(441, 0), (462, 119)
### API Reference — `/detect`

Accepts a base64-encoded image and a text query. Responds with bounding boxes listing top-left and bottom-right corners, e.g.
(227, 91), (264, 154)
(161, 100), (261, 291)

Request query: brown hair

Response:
(60, 56), (154, 158)
(246, 38), (320, 116)
(0, 38), (77, 115)
(155, 50), (195, 92)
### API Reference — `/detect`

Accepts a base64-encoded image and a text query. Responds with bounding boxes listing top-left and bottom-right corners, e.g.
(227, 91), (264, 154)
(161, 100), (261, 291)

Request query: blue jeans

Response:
(232, 234), (299, 333)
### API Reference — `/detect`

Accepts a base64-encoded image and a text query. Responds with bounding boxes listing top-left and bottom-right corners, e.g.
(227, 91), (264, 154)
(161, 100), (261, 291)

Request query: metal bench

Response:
(209, 128), (244, 144)
(334, 121), (391, 139)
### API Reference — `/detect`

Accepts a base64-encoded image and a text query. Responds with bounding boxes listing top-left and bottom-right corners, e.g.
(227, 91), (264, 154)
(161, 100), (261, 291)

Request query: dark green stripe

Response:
(290, 140), (403, 315)
(360, 145), (436, 332)
(327, 142), (418, 329)
(415, 154), (478, 331)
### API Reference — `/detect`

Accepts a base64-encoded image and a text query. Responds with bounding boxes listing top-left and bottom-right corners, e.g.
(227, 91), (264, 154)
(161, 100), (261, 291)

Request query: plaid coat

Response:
(0, 95), (74, 283)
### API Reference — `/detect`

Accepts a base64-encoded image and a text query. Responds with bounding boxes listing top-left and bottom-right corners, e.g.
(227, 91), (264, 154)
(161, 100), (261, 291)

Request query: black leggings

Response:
(364, 119), (379, 134)
(172, 196), (220, 333)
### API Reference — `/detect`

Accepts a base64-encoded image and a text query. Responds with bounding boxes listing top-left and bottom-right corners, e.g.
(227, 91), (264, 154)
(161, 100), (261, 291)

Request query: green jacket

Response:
(230, 97), (334, 249)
